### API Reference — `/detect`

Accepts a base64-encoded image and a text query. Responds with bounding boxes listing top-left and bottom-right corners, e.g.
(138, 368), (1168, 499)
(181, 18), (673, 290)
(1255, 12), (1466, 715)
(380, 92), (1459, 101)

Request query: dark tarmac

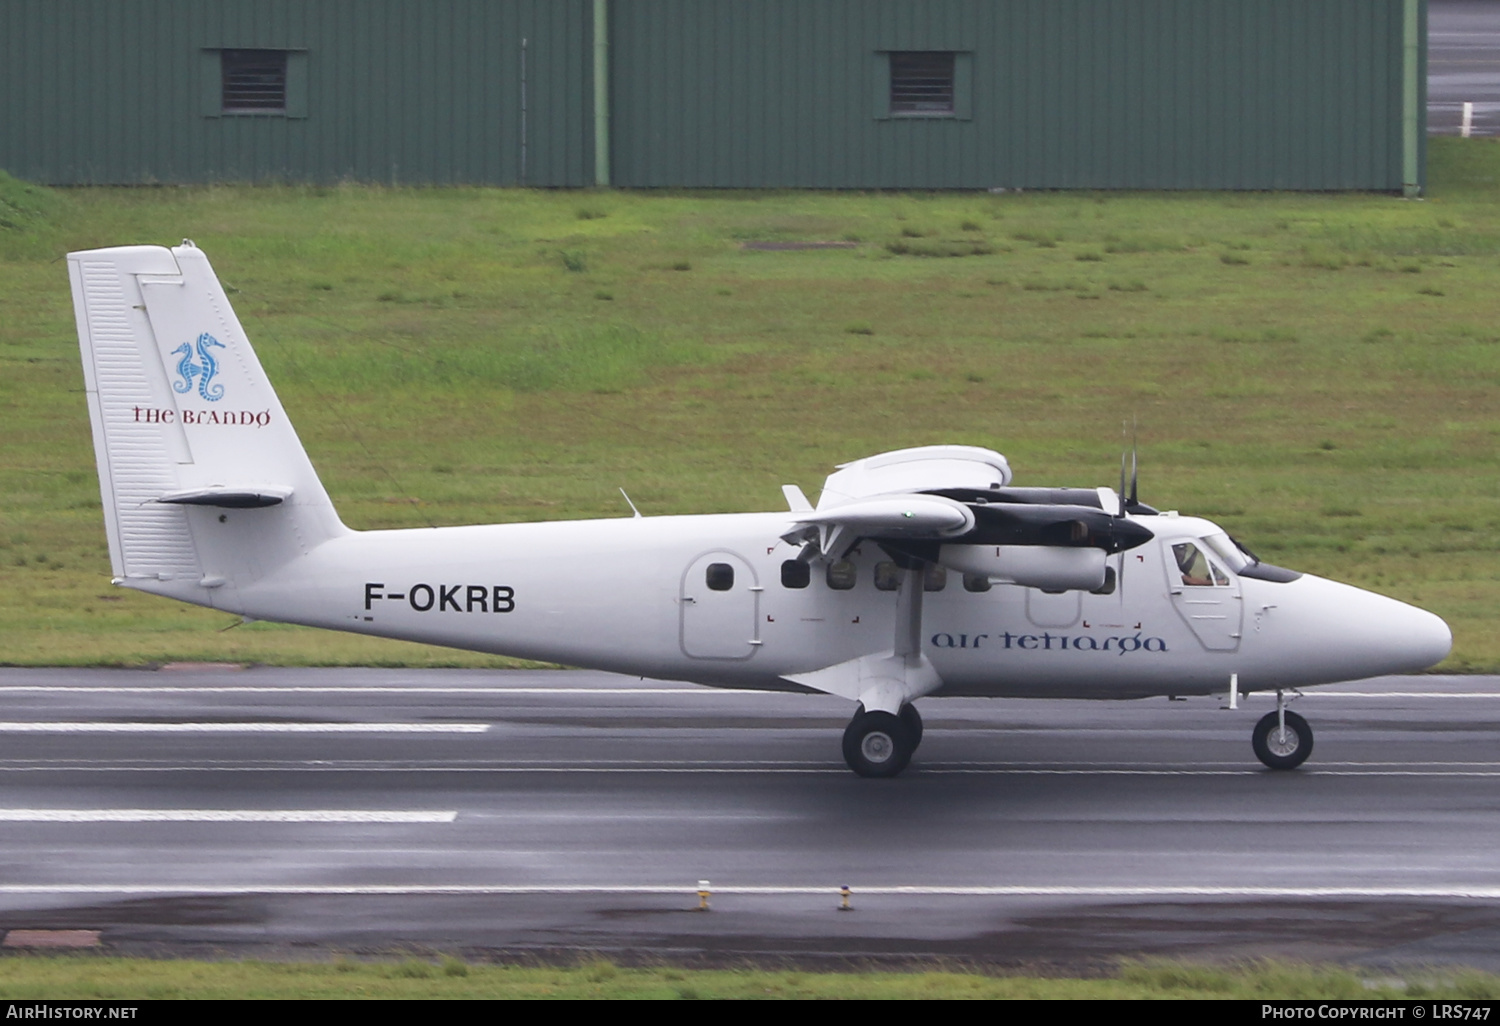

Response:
(0, 667), (1497, 973)
(1430, 0), (1500, 136)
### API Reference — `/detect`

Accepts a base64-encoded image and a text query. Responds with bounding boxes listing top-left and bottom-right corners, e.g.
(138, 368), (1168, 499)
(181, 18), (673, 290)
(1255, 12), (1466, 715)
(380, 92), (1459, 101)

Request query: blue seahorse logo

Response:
(171, 333), (227, 402)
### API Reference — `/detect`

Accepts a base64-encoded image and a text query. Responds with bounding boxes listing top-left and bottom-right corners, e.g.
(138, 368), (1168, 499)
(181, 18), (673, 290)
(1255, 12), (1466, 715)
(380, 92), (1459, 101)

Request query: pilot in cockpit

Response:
(1173, 541), (1225, 587)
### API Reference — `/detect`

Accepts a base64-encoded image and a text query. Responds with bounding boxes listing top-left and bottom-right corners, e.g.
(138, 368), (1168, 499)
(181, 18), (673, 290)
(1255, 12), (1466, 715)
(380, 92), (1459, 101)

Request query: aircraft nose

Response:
(1279, 576), (1452, 678)
(1404, 604), (1454, 669)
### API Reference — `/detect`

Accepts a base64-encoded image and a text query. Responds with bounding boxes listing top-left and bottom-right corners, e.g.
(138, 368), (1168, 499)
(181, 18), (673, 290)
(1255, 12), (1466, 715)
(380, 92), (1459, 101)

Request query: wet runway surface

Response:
(0, 667), (1498, 970)
(1431, 0), (1500, 136)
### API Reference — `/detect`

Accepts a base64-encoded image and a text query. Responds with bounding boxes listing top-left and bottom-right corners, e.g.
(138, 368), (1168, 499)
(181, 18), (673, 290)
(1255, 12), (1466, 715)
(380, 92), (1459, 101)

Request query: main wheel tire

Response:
(842, 711), (914, 778)
(1252, 709), (1313, 770)
(899, 703), (924, 749)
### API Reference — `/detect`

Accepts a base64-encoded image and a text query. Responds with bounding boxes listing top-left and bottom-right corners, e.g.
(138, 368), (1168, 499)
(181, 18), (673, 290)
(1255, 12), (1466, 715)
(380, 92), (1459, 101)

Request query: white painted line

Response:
(0, 809), (456, 823)
(0, 722), (490, 733)
(3, 763), (1500, 777)
(0, 686), (720, 696)
(1307, 692), (1500, 699)
(2, 685), (1497, 698)
(0, 884), (1497, 899)
(924, 768), (1500, 777)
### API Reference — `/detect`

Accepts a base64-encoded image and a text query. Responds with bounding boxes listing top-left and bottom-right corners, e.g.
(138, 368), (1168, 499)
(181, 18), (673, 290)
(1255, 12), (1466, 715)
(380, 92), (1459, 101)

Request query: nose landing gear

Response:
(1252, 689), (1313, 770)
(842, 703), (923, 778)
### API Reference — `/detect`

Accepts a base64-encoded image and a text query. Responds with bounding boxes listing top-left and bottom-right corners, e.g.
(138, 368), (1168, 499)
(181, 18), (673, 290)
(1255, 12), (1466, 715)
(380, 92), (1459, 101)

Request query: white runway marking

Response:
(1, 685), (1497, 697)
(0, 686), (716, 696)
(0, 722), (490, 733)
(0, 883), (1497, 899)
(2, 761), (1500, 777)
(0, 809), (456, 823)
(1306, 692), (1500, 699)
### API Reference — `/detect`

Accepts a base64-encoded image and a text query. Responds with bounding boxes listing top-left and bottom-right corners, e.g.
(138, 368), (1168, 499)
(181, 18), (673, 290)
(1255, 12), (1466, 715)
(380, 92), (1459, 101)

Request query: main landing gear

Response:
(1251, 688), (1313, 770)
(843, 703), (923, 778)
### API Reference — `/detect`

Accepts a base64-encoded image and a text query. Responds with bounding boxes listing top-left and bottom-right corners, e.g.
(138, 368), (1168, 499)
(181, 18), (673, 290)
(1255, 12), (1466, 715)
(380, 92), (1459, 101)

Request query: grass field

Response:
(3, 139), (1499, 667)
(0, 955), (1497, 1000)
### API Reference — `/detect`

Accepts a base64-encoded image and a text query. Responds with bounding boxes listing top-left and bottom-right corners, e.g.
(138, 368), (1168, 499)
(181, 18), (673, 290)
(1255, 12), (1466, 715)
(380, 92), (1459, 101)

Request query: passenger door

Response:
(680, 551), (760, 659)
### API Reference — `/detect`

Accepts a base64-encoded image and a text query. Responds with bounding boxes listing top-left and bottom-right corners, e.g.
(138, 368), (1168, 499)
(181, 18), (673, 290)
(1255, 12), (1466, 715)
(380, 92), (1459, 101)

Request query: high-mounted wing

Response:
(813, 445), (1013, 509)
(782, 445), (1154, 591)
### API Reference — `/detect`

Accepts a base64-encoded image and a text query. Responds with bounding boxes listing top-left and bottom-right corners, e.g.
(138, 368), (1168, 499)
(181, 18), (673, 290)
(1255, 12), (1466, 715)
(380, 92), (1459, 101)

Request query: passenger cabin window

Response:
(827, 560), (857, 590)
(924, 564), (947, 592)
(1172, 542), (1229, 587)
(705, 562), (735, 591)
(1091, 566), (1118, 595)
(874, 561), (948, 591)
(962, 572), (991, 593)
(780, 559), (810, 589)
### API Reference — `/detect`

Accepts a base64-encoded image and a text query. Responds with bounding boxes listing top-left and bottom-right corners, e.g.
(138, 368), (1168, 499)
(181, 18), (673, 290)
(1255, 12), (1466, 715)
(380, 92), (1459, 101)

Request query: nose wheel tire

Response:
(1252, 709), (1313, 770)
(842, 710), (915, 778)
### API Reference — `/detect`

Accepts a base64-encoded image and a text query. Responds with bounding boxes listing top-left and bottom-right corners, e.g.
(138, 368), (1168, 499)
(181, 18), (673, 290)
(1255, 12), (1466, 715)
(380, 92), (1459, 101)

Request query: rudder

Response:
(69, 241), (346, 608)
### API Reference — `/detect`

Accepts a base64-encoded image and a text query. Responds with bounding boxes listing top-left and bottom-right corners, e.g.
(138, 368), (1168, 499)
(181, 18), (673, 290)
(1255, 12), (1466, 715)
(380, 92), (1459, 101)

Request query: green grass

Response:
(4, 140), (1500, 667)
(0, 955), (1496, 1000)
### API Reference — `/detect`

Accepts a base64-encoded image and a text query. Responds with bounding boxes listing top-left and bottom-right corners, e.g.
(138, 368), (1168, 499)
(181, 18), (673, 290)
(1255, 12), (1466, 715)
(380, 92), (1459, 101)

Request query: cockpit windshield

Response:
(1202, 531), (1253, 573)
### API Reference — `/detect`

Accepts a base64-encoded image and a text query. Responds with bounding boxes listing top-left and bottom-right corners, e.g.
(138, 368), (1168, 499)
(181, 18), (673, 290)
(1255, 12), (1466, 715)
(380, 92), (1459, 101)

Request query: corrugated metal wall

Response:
(610, 0), (1422, 190)
(0, 0), (1422, 190)
(0, 0), (594, 186)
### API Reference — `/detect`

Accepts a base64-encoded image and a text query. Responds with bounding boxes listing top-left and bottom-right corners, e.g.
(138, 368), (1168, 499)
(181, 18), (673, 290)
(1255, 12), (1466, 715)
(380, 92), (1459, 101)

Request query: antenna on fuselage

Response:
(1119, 418), (1139, 509)
(619, 487), (643, 518)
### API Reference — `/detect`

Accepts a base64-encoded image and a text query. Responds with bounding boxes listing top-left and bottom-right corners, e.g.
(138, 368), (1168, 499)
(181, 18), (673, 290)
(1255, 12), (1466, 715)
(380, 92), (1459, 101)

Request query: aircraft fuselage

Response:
(138, 507), (1450, 702)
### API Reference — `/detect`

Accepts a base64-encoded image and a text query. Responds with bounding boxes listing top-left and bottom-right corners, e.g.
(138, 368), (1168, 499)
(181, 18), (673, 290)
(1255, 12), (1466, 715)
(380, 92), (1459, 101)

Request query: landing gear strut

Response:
(1252, 689), (1313, 770)
(842, 704), (921, 778)
(833, 561), (936, 778)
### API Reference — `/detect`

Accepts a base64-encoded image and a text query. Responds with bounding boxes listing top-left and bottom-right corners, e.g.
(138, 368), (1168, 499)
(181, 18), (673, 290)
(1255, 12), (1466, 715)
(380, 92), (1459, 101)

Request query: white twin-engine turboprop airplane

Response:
(68, 242), (1453, 777)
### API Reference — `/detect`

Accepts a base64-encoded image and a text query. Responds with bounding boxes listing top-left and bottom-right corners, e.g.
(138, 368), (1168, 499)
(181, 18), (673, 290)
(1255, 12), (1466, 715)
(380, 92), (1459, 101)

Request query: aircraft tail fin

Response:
(68, 242), (346, 607)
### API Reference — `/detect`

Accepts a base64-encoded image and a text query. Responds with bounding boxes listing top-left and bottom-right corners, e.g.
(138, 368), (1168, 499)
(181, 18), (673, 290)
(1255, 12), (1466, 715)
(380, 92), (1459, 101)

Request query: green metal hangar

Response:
(1, 0), (1426, 193)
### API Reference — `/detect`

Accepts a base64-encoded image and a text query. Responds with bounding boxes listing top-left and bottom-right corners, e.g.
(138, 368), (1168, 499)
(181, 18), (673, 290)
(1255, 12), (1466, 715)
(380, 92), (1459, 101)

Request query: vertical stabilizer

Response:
(69, 242), (346, 607)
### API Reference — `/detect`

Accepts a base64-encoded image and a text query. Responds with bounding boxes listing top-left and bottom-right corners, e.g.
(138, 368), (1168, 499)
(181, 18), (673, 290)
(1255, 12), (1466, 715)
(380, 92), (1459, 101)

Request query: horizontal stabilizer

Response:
(157, 486), (294, 509)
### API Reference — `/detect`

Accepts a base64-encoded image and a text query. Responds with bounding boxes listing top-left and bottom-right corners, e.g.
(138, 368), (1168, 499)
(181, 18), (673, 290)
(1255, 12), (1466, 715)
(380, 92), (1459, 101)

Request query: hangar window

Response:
(204, 48), (307, 119)
(222, 50), (288, 113)
(890, 52), (955, 116)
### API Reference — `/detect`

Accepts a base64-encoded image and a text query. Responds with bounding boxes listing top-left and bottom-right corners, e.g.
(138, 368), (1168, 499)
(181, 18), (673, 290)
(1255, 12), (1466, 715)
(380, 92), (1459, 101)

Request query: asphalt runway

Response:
(1430, 0), (1500, 136)
(0, 666), (1498, 972)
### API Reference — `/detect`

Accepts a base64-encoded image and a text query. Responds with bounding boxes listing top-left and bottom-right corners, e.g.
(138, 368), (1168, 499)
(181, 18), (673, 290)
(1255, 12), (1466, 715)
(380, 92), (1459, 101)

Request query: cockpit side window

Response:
(1172, 541), (1229, 587)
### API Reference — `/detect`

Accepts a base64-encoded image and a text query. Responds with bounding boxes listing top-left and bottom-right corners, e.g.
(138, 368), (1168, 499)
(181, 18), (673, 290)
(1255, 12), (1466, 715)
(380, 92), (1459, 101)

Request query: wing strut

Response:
(894, 563), (923, 659)
(781, 561), (941, 715)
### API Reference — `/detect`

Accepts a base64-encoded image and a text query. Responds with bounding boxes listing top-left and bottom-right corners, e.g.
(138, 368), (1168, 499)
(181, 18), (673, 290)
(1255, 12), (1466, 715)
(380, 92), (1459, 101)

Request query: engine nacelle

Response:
(938, 544), (1107, 592)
